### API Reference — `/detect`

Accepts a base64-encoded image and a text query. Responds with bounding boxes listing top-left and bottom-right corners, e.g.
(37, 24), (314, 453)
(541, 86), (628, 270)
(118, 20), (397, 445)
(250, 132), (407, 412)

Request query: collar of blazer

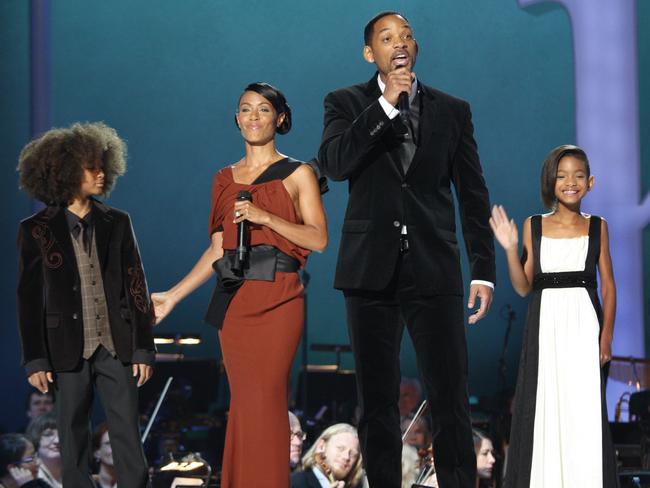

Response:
(363, 72), (440, 179)
(38, 198), (115, 271)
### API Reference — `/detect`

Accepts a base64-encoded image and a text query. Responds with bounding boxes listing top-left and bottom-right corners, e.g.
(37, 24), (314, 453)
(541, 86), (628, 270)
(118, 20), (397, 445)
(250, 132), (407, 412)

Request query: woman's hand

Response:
(489, 205), (519, 252)
(600, 333), (613, 366)
(233, 200), (271, 226)
(151, 291), (177, 325)
(9, 466), (36, 485)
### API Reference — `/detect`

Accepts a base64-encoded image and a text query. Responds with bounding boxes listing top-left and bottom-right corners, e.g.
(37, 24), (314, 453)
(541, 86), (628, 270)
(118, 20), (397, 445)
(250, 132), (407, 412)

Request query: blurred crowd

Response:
(2, 377), (505, 488)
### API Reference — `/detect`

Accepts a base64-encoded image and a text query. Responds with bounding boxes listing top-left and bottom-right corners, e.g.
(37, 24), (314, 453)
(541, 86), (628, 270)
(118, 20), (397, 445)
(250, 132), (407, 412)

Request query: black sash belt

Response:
(532, 271), (597, 291)
(204, 245), (300, 329)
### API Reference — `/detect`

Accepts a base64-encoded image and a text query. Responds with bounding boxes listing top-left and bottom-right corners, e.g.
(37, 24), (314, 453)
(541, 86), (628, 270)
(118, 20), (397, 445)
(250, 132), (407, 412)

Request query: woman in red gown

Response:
(152, 82), (327, 487)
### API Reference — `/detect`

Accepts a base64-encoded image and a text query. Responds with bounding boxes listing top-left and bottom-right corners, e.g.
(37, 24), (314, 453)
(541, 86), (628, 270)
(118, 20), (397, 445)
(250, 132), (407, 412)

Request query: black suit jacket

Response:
(318, 74), (495, 294)
(291, 469), (322, 488)
(17, 200), (155, 375)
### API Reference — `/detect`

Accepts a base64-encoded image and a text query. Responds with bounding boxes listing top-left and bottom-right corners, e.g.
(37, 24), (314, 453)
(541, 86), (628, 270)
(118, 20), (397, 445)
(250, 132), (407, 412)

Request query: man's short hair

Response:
(363, 11), (410, 45)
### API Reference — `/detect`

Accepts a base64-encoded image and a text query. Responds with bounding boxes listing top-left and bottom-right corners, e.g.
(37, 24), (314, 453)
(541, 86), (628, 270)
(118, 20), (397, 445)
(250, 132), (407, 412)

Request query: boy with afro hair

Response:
(16, 122), (155, 488)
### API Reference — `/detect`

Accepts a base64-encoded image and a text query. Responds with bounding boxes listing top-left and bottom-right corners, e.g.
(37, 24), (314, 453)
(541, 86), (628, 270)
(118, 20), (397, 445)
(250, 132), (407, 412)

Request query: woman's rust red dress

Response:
(208, 161), (309, 488)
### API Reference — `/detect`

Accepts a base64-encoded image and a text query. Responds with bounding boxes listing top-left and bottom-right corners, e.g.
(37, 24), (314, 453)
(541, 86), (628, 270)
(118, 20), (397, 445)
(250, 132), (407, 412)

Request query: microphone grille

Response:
(236, 190), (252, 201)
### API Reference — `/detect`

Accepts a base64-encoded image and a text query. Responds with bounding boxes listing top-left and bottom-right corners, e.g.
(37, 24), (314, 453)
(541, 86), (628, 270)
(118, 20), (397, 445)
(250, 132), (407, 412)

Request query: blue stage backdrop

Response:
(1, 0), (648, 431)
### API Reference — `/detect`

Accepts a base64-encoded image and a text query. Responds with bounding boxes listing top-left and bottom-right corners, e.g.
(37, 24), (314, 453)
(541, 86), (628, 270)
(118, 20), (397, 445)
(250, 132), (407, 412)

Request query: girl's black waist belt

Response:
(204, 245), (300, 329)
(532, 271), (597, 291)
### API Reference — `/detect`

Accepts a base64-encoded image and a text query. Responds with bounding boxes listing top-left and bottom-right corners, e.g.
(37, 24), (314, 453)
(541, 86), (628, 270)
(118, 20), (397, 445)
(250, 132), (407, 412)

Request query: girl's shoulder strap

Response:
(530, 214), (543, 240)
(588, 214), (602, 238)
(530, 214), (543, 274)
(587, 214), (602, 264)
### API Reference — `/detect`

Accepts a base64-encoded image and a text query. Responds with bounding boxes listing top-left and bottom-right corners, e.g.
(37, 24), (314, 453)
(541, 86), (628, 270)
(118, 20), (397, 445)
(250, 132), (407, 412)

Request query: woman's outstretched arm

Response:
(151, 231), (224, 324)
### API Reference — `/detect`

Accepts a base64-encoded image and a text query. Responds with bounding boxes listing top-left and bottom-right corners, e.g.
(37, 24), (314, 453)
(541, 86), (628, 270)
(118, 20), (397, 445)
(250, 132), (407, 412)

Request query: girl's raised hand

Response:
(489, 205), (519, 252)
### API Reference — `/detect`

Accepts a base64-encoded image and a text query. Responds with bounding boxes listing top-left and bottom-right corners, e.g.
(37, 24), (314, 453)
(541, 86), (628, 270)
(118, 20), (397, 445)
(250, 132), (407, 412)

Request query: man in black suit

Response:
(318, 12), (496, 488)
(16, 122), (155, 488)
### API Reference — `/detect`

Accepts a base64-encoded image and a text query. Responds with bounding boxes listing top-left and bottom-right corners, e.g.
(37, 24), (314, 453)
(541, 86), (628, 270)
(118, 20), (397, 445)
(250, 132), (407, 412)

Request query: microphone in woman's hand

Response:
(235, 190), (252, 271)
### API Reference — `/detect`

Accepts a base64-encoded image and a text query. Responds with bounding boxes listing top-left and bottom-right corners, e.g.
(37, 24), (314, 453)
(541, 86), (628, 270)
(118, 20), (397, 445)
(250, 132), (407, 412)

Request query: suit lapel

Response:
(363, 72), (382, 99)
(44, 206), (79, 269)
(405, 83), (438, 179)
(92, 200), (114, 269)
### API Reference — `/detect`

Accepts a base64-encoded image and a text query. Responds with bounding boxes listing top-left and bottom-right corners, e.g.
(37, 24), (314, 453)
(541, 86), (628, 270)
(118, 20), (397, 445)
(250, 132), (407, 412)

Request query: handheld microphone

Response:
(398, 91), (410, 125)
(234, 190), (252, 271)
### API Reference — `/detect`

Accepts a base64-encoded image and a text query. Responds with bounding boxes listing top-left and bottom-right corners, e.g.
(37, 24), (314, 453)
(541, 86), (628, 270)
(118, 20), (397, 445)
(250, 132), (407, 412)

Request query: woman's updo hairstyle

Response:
(236, 82), (292, 135)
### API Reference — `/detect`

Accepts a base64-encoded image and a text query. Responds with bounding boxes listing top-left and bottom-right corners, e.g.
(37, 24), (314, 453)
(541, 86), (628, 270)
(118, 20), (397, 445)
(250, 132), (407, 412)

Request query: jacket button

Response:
(72, 313), (78, 320)
(72, 285), (78, 292)
(393, 221), (400, 228)
(401, 183), (409, 188)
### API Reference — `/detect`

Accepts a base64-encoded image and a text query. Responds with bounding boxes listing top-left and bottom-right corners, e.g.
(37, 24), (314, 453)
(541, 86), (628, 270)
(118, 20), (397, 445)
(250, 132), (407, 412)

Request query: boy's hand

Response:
(28, 370), (54, 393)
(133, 363), (153, 387)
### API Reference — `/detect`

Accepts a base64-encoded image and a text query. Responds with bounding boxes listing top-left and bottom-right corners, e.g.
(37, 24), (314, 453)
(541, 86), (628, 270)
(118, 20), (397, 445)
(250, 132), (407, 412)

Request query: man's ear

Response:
(363, 45), (375, 64)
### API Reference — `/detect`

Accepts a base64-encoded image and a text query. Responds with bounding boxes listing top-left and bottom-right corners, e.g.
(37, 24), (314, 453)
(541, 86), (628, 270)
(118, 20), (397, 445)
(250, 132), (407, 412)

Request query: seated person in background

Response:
(401, 444), (420, 488)
(401, 428), (438, 488)
(289, 411), (306, 472)
(0, 433), (50, 488)
(24, 391), (54, 429)
(473, 429), (496, 488)
(91, 424), (115, 488)
(25, 414), (60, 488)
(399, 378), (423, 418)
(292, 423), (364, 488)
(400, 415), (432, 449)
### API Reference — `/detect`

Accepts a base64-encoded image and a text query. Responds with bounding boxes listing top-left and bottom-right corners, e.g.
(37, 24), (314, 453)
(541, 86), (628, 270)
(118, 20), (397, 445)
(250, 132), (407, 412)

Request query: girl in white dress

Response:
(489, 145), (618, 487)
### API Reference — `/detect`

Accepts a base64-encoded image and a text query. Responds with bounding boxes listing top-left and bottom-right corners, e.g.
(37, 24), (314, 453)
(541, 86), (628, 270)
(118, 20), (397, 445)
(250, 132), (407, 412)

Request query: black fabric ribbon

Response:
(204, 245), (299, 329)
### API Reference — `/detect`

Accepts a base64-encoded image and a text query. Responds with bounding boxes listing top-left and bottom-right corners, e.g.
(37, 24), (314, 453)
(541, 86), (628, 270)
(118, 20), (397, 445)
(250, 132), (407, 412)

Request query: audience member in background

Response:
(0, 433), (50, 488)
(401, 423), (438, 487)
(399, 378), (423, 418)
(24, 392), (54, 428)
(25, 414), (60, 488)
(400, 415), (432, 449)
(91, 424), (116, 488)
(289, 412), (306, 472)
(292, 423), (364, 488)
(401, 444), (420, 488)
(473, 430), (495, 488)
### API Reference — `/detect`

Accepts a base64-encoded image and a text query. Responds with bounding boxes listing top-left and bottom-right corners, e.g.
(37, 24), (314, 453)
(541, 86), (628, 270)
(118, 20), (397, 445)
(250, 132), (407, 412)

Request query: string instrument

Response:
(402, 400), (437, 485)
(315, 452), (336, 484)
(415, 443), (435, 484)
(417, 443), (434, 469)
